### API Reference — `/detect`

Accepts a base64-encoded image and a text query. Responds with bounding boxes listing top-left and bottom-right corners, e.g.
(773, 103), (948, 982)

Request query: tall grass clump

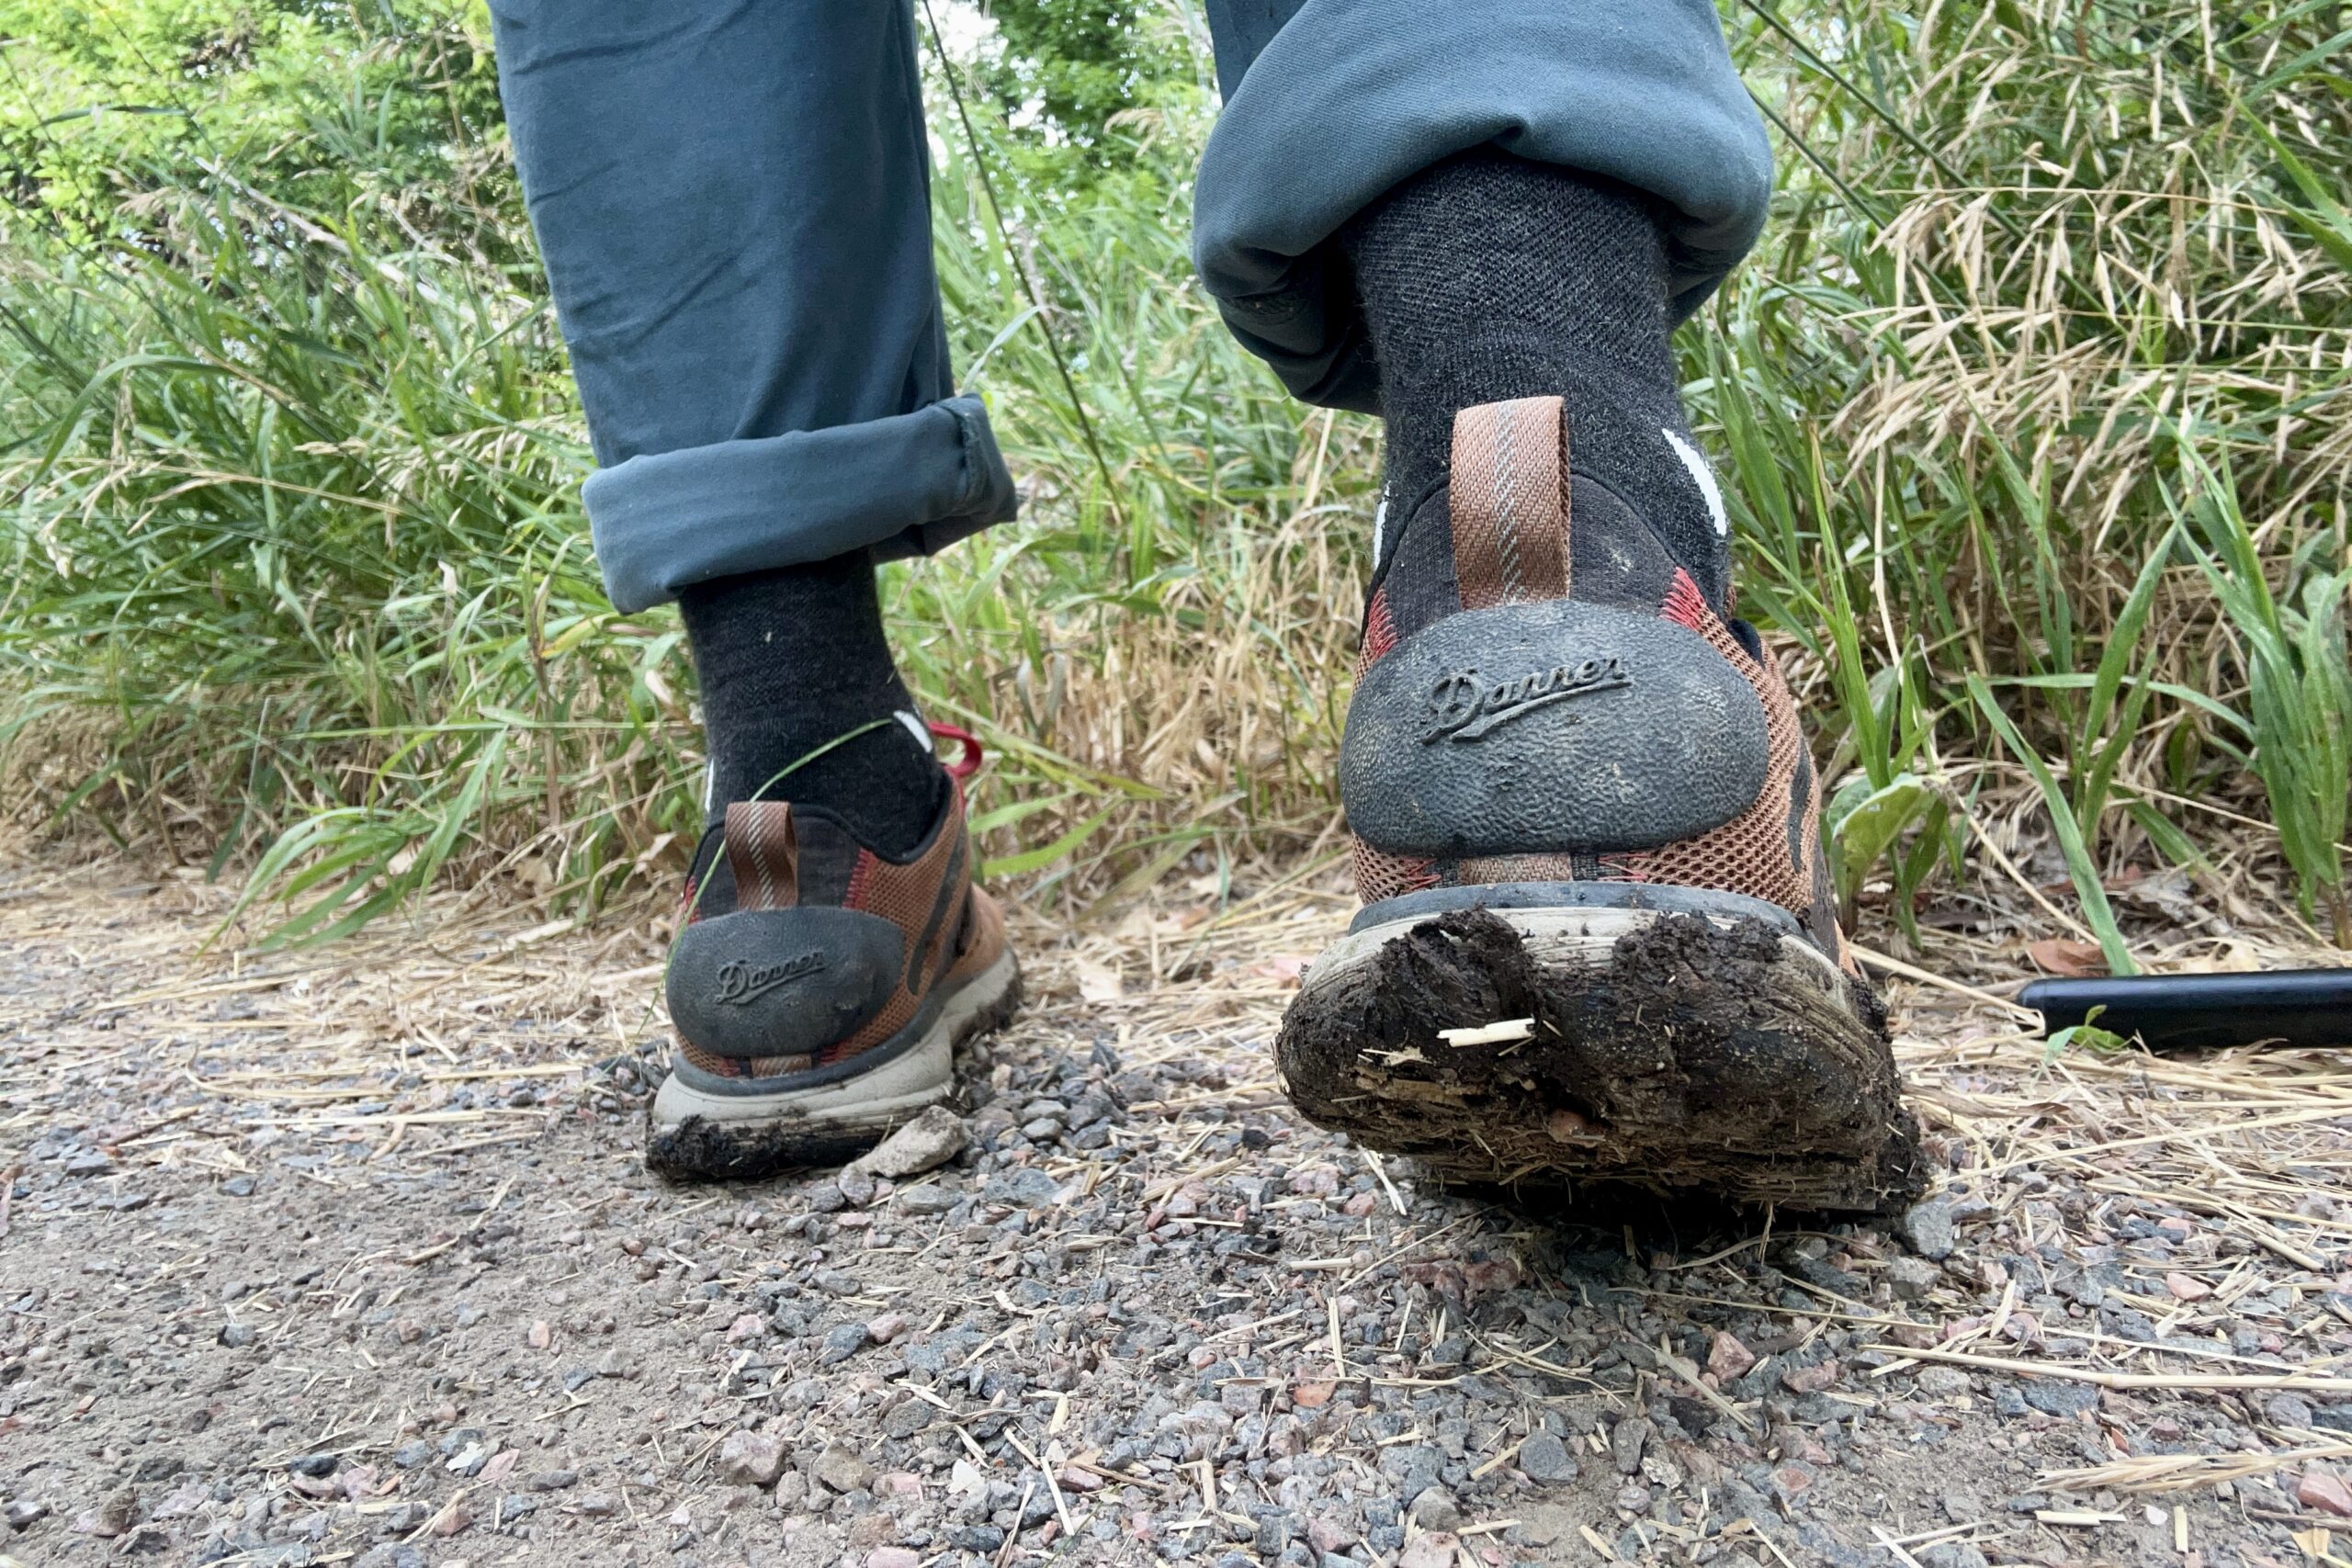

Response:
(3, 0), (2347, 957)
(1699, 0), (2351, 949)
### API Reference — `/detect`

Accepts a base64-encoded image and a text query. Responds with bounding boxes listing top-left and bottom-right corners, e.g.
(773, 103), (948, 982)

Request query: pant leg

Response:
(1193, 0), (1772, 413)
(490, 0), (1016, 613)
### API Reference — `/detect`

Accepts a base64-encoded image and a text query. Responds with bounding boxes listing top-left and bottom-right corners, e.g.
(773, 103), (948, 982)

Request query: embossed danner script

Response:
(714, 952), (828, 1006)
(1420, 655), (1632, 743)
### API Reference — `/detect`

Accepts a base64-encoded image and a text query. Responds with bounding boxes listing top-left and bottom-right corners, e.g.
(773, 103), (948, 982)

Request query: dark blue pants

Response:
(489, 1), (1770, 613)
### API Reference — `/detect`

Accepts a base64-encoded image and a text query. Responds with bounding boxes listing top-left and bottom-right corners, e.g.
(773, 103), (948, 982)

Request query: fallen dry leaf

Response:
(2028, 938), (2108, 977)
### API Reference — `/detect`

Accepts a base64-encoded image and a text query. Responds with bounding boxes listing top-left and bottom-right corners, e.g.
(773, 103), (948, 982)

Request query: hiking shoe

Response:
(648, 733), (1019, 1179)
(1277, 397), (1921, 1212)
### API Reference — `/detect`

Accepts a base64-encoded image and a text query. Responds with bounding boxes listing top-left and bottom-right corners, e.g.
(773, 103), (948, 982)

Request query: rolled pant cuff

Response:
(583, 394), (1019, 612)
(1191, 0), (1773, 412)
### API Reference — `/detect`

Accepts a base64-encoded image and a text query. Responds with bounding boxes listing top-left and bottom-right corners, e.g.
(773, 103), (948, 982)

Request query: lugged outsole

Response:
(645, 952), (1022, 1183)
(1274, 906), (1923, 1213)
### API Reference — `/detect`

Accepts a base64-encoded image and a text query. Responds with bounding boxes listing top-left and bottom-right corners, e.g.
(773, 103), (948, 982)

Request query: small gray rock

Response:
(810, 1444), (876, 1495)
(1611, 1416), (1652, 1476)
(2265, 1393), (2316, 1430)
(1798, 1522), (1872, 1568)
(896, 1183), (958, 1216)
(1887, 1258), (1940, 1302)
(2019, 1381), (2098, 1417)
(1789, 1255), (1866, 1299)
(1519, 1430), (1577, 1483)
(983, 1168), (1061, 1209)
(1374, 1443), (1443, 1504)
(353, 1547), (425, 1568)
(716, 1429), (786, 1488)
(854, 1106), (970, 1179)
(835, 1166), (878, 1206)
(1408, 1490), (1462, 1531)
(819, 1323), (870, 1364)
(1901, 1199), (1958, 1260)
(1252, 1511), (1295, 1555)
(1916, 1367), (1970, 1397)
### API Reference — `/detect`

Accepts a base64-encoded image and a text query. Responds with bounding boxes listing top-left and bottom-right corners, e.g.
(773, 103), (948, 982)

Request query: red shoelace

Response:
(926, 720), (984, 781)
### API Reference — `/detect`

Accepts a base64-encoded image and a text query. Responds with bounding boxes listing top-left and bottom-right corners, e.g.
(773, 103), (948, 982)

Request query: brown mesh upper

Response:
(1350, 584), (1438, 902)
(1629, 570), (1846, 966)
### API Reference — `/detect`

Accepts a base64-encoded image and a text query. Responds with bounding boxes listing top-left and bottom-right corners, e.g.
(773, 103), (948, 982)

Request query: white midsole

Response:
(1304, 903), (1844, 996)
(651, 948), (1016, 1132)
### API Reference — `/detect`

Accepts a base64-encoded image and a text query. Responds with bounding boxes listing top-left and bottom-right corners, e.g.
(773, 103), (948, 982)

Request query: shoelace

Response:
(927, 720), (984, 781)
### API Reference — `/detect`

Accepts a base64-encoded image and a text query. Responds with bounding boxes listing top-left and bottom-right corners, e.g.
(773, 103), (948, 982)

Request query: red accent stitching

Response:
(844, 849), (876, 911)
(1660, 568), (1713, 633)
(1362, 586), (1398, 667)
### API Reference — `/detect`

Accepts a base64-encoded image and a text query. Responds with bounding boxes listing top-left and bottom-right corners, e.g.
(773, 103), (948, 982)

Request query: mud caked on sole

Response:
(1275, 909), (1923, 1213)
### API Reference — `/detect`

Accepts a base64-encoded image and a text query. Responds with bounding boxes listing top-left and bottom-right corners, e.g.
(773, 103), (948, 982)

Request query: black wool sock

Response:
(676, 555), (944, 856)
(1339, 149), (1727, 599)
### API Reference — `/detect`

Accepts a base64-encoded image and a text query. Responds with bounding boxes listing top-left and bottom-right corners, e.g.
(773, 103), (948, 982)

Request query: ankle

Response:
(1341, 150), (1727, 598)
(678, 556), (945, 856)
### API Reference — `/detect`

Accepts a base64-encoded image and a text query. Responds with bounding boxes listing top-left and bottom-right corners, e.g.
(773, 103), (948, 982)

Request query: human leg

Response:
(1194, 1), (1919, 1208)
(490, 0), (1020, 1174)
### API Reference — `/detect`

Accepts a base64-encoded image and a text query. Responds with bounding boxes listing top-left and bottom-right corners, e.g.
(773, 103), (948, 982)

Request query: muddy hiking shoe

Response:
(648, 730), (1020, 1180)
(1278, 397), (1922, 1213)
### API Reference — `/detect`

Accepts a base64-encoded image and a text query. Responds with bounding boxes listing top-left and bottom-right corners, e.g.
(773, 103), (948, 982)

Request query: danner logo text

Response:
(1420, 655), (1631, 742)
(714, 952), (827, 1006)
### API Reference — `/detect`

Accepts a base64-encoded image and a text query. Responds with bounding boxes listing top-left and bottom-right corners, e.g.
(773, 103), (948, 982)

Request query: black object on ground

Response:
(2021, 968), (2352, 1050)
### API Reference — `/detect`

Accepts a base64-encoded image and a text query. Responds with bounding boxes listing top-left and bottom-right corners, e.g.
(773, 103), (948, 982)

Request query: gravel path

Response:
(5, 848), (2351, 1568)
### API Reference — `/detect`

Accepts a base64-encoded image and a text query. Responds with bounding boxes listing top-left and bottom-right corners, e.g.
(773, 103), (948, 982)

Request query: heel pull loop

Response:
(1449, 396), (1572, 610)
(723, 801), (800, 912)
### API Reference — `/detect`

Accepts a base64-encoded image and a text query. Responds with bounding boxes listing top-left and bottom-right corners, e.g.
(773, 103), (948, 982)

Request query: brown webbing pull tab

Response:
(723, 801), (799, 912)
(1448, 396), (1572, 610)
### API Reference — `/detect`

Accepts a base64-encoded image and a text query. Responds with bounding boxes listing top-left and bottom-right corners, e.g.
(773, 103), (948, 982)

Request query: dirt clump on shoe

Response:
(1277, 908), (1924, 1213)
